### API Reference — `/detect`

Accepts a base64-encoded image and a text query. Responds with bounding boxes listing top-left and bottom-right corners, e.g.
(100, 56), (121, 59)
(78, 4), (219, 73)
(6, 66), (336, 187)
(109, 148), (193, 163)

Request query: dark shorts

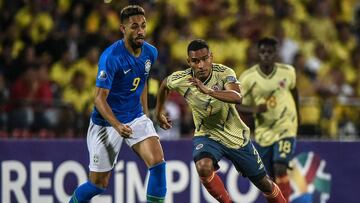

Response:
(192, 136), (266, 182)
(253, 137), (296, 176)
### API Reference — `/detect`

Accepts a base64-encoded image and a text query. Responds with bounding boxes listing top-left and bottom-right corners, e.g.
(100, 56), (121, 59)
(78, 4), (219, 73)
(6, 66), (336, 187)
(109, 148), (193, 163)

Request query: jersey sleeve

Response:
(145, 45), (158, 80)
(166, 70), (189, 91)
(96, 54), (117, 89)
(166, 72), (179, 90)
(222, 68), (239, 86)
(152, 47), (158, 64)
(238, 72), (253, 105)
(146, 43), (158, 65)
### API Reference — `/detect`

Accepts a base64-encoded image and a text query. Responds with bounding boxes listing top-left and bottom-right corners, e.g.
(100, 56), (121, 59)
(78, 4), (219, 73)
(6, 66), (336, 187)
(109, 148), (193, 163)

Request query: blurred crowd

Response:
(0, 0), (360, 140)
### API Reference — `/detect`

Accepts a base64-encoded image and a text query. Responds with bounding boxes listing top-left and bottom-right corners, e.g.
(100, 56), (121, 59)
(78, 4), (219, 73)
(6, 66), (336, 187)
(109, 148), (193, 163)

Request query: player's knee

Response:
(143, 146), (164, 167)
(144, 157), (164, 169)
(89, 173), (110, 189)
(254, 175), (274, 193)
(150, 156), (165, 167)
(196, 158), (214, 177)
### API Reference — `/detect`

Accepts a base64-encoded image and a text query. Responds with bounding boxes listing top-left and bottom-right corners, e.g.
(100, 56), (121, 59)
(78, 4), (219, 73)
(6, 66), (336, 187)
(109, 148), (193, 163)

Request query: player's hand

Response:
(188, 77), (213, 94)
(115, 124), (133, 138)
(256, 104), (267, 113)
(156, 113), (172, 130)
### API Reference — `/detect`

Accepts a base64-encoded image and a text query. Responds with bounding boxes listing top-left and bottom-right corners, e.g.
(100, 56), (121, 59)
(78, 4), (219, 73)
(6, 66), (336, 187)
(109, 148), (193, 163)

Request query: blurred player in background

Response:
(237, 37), (299, 202)
(156, 39), (285, 203)
(69, 5), (167, 203)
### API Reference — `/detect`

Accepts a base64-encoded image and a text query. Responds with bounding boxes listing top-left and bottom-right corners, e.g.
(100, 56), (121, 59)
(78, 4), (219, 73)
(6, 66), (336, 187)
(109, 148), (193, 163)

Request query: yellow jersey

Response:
(239, 63), (298, 146)
(167, 64), (250, 149)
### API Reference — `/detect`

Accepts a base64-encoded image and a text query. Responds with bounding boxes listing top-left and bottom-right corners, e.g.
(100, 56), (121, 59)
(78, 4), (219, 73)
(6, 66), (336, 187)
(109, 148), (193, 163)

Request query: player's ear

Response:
(120, 24), (126, 34)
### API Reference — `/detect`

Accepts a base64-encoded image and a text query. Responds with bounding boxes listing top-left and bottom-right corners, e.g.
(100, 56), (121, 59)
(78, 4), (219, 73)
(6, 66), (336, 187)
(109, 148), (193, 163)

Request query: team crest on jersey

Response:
(98, 70), (107, 81)
(145, 59), (151, 74)
(279, 78), (287, 88)
(195, 143), (204, 150)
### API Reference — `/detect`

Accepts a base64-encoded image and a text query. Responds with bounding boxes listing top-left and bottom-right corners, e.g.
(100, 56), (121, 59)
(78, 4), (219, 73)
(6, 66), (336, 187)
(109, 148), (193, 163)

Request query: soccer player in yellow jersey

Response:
(156, 39), (285, 203)
(237, 37), (300, 203)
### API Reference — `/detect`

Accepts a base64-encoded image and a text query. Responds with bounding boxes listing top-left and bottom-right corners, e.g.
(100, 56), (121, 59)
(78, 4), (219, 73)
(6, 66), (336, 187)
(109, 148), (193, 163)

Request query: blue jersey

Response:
(91, 39), (158, 126)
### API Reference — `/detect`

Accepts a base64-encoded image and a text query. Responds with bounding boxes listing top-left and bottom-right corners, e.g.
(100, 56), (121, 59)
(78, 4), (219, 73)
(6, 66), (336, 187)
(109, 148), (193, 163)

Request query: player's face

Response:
(121, 15), (146, 49)
(258, 44), (276, 67)
(188, 48), (213, 81)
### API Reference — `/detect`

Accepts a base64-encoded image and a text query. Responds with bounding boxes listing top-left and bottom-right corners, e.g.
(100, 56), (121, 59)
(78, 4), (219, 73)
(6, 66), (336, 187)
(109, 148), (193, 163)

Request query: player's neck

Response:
(197, 70), (212, 83)
(198, 75), (208, 82)
(124, 40), (142, 57)
(259, 64), (274, 75)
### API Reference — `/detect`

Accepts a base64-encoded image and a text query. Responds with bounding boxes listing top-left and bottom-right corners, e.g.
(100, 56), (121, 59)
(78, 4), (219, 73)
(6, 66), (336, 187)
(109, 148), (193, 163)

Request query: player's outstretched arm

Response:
(94, 87), (133, 137)
(155, 78), (172, 130)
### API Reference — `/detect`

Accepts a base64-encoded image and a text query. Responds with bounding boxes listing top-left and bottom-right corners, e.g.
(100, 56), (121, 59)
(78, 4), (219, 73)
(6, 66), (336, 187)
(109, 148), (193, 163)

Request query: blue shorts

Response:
(253, 137), (296, 176)
(192, 136), (266, 182)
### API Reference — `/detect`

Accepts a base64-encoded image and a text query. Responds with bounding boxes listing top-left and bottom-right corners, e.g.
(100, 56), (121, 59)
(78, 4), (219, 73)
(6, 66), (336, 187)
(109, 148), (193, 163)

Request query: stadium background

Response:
(1, 0), (360, 203)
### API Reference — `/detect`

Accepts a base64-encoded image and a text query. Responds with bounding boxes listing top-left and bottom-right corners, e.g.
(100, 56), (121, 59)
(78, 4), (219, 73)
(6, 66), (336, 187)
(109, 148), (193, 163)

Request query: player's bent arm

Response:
(207, 82), (242, 104)
(155, 78), (172, 129)
(94, 87), (123, 128)
(141, 82), (149, 116)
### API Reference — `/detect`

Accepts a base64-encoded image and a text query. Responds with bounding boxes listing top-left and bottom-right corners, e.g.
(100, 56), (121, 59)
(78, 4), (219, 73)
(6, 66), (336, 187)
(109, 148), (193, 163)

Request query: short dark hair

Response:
(187, 39), (209, 54)
(120, 5), (145, 23)
(257, 37), (278, 49)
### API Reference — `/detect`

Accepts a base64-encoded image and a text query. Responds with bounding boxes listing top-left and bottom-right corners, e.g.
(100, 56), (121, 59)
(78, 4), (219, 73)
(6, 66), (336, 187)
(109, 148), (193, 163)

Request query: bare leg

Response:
(89, 171), (112, 188)
(132, 136), (167, 202)
(273, 163), (291, 203)
(132, 136), (164, 167)
(196, 158), (232, 203)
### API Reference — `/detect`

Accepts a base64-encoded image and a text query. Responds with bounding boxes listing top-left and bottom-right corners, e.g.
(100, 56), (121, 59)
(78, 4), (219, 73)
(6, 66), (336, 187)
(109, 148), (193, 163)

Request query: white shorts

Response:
(87, 115), (158, 172)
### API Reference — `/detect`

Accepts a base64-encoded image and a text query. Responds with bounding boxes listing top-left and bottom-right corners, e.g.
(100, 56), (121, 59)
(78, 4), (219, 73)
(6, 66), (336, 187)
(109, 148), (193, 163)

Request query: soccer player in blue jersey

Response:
(69, 5), (167, 203)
